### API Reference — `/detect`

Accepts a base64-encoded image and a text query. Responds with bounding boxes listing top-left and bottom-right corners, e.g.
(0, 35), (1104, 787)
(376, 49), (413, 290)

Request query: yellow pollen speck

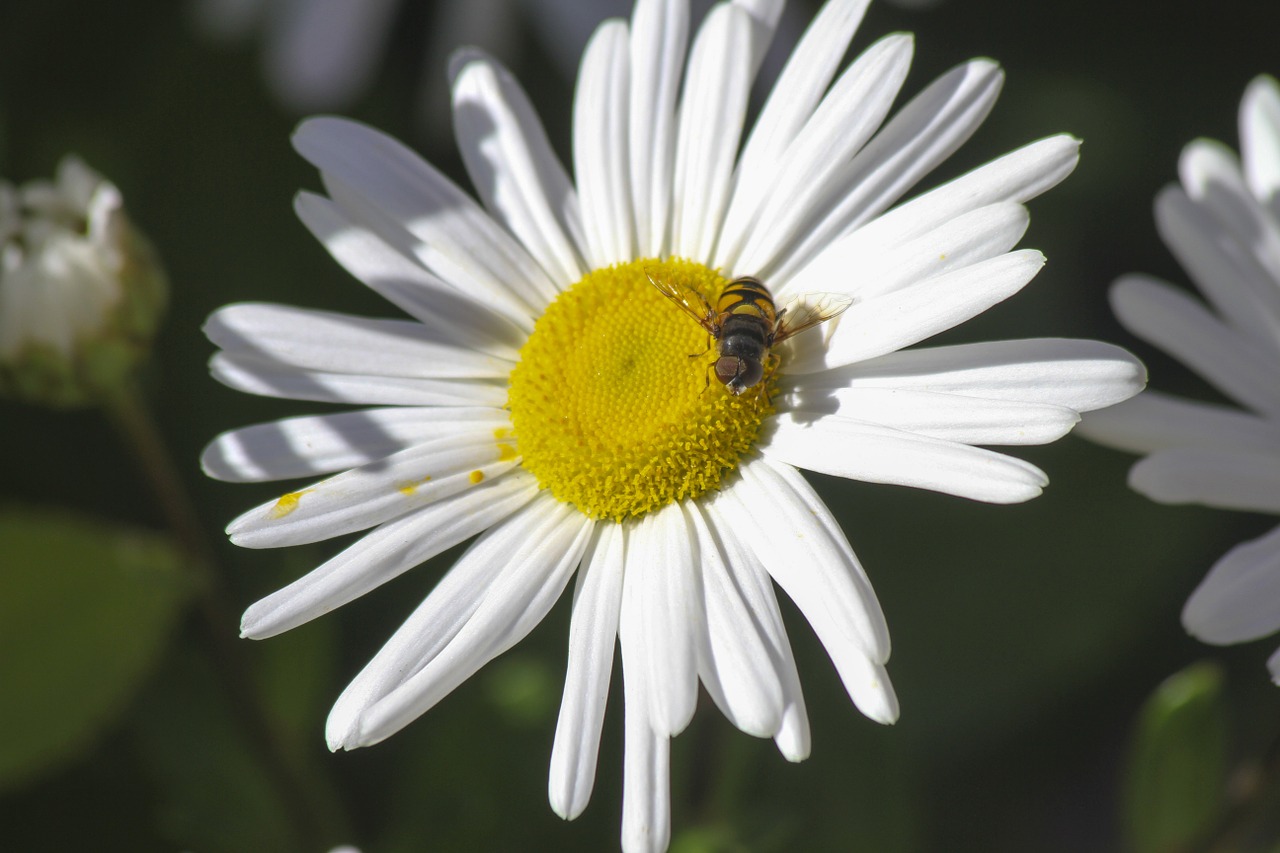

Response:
(269, 489), (312, 519)
(397, 475), (432, 496)
(469, 470), (485, 484)
(506, 258), (772, 522)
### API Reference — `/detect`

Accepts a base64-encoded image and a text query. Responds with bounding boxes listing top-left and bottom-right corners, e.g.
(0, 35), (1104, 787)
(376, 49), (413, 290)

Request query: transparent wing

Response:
(645, 266), (718, 334)
(773, 292), (854, 344)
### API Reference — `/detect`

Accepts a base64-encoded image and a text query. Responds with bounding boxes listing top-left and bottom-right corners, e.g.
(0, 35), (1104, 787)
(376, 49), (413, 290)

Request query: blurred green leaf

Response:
(0, 507), (188, 790)
(1123, 662), (1228, 853)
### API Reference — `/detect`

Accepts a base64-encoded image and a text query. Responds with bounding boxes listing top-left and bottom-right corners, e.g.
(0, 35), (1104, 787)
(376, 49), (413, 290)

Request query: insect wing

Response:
(645, 267), (719, 334)
(772, 292), (854, 344)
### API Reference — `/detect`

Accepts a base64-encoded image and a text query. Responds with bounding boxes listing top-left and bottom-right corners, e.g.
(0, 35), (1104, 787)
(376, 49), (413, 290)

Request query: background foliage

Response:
(2, 0), (1279, 850)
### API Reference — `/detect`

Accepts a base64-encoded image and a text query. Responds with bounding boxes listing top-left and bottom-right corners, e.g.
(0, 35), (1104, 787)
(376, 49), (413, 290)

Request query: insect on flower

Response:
(646, 267), (853, 396)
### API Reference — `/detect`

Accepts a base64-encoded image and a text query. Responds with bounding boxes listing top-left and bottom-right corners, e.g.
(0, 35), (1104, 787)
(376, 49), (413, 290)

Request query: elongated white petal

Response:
(1156, 180), (1280, 357)
(670, 2), (752, 261)
(573, 20), (634, 268)
(719, 459), (889, 662)
(1111, 275), (1280, 417)
(210, 352), (508, 407)
(1184, 524), (1280, 644)
(227, 432), (520, 548)
(1180, 139), (1280, 293)
(729, 0), (784, 74)
(242, 471), (539, 638)
(628, 503), (699, 737)
(202, 406), (510, 482)
(1241, 75), (1280, 213)
(718, 0), (871, 260)
(785, 387), (1079, 446)
(324, 495), (558, 746)
(705, 509), (811, 760)
(716, 460), (898, 723)
(293, 116), (556, 315)
(549, 523), (625, 821)
(1078, 390), (1280, 456)
(619, 592), (671, 853)
(451, 52), (586, 287)
(205, 303), (513, 378)
(340, 500), (593, 748)
(684, 502), (784, 738)
(629, 0), (688, 257)
(1129, 447), (1280, 514)
(780, 201), (1029, 303)
(294, 191), (526, 356)
(803, 337), (1147, 413)
(800, 250), (1045, 371)
(763, 412), (1048, 502)
(732, 33), (915, 276)
(770, 60), (1010, 286)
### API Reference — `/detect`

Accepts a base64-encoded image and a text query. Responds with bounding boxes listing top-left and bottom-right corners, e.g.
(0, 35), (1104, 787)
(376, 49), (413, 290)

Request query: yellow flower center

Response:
(507, 258), (771, 521)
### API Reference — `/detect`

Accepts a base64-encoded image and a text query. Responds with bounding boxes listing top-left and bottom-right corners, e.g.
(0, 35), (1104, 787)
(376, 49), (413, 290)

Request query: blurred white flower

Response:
(205, 0), (1144, 849)
(0, 156), (166, 407)
(1080, 75), (1280, 683)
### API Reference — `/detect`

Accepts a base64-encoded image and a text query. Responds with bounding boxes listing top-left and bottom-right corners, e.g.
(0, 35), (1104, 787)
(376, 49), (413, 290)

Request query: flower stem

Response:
(103, 381), (349, 851)
(1188, 724), (1280, 853)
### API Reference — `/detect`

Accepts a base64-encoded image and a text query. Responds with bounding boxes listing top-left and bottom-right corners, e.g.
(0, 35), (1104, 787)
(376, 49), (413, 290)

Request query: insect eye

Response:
(738, 360), (763, 388)
(715, 356), (740, 384)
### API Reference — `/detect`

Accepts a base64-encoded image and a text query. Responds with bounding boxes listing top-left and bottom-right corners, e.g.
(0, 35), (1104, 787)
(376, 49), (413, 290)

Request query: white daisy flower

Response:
(0, 156), (166, 408)
(1079, 74), (1280, 685)
(203, 0), (1146, 849)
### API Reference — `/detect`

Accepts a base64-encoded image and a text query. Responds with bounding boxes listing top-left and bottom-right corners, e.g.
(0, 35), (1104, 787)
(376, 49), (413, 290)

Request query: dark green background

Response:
(1, 0), (1278, 850)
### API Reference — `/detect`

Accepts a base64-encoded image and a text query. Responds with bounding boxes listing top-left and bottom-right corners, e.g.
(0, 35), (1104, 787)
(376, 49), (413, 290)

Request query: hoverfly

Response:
(646, 269), (853, 396)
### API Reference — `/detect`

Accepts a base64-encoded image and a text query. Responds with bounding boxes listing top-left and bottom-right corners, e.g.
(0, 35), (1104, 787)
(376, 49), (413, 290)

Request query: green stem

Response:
(104, 381), (349, 851)
(1186, 724), (1280, 853)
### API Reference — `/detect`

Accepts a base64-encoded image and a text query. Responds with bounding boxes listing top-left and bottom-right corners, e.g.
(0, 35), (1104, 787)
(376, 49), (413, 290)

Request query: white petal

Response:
(1111, 275), (1280, 417)
(573, 19), (634, 268)
(717, 458), (889, 661)
(797, 250), (1046, 371)
(549, 522), (625, 821)
(627, 503), (699, 737)
(323, 494), (559, 747)
(294, 191), (526, 357)
(763, 411), (1048, 503)
(731, 33), (915, 276)
(629, 0), (688, 257)
(1157, 176), (1280, 356)
(340, 501), (593, 748)
(670, 2), (753, 261)
(804, 337), (1147, 412)
(293, 116), (555, 318)
(227, 432), (521, 548)
(209, 352), (508, 407)
(205, 303), (513, 378)
(1183, 524), (1280, 644)
(1077, 390), (1280, 456)
(780, 200), (1030, 303)
(242, 471), (539, 638)
(1268, 646), (1280, 684)
(769, 60), (1011, 286)
(618, 598), (671, 853)
(718, 0), (871, 261)
(729, 0), (784, 74)
(202, 406), (510, 483)
(785, 386), (1079, 446)
(1241, 75), (1280, 214)
(715, 460), (899, 723)
(701, 501), (811, 759)
(450, 52), (586, 286)
(1130, 447), (1280, 514)
(684, 502), (785, 739)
